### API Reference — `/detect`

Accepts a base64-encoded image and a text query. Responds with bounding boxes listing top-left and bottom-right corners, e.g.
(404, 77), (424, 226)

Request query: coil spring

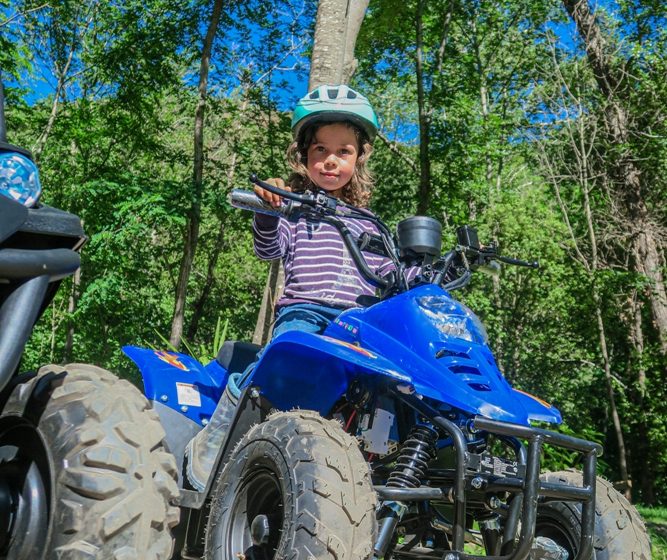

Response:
(387, 425), (438, 489)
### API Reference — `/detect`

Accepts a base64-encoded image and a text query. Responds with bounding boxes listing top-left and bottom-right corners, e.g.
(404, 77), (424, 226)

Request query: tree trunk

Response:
(545, 125), (632, 494)
(627, 291), (646, 400)
(470, 13), (506, 362)
(33, 47), (75, 162)
(414, 0), (453, 215)
(169, 0), (225, 348)
(252, 259), (284, 345)
(186, 222), (225, 342)
(415, 0), (431, 215)
(309, 0), (370, 89)
(627, 289), (653, 503)
(632, 230), (667, 355)
(0, 80), (6, 143)
(187, 96), (250, 341)
(593, 293), (631, 498)
(562, 0), (667, 354)
(581, 177), (631, 498)
(253, 0), (369, 344)
(64, 265), (81, 361)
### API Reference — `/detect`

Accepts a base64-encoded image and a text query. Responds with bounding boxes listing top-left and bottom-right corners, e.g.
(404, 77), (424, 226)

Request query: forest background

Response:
(1, 0), (666, 515)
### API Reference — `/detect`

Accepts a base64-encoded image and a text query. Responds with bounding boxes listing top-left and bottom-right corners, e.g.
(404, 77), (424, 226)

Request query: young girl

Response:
(252, 83), (388, 339)
(186, 84), (394, 491)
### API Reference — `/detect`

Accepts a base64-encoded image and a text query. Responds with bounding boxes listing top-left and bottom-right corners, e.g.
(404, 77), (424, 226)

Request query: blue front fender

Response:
(246, 330), (412, 414)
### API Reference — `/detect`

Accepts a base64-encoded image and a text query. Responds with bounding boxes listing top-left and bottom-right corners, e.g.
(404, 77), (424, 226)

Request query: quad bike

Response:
(0, 82), (179, 559)
(124, 177), (651, 559)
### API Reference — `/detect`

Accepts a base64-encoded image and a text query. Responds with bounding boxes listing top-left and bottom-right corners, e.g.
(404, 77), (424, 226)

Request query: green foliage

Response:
(0, 2), (32, 80)
(7, 0), (667, 507)
(636, 505), (667, 560)
(9, 0), (301, 380)
(154, 315), (228, 365)
(539, 423), (609, 473)
(358, 0), (667, 504)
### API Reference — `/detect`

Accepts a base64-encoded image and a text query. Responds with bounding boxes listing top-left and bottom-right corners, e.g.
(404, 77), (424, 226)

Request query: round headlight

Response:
(0, 151), (42, 207)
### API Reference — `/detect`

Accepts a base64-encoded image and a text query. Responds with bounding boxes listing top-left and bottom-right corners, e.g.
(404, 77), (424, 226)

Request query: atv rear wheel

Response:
(536, 470), (650, 560)
(205, 409), (376, 560)
(0, 363), (180, 559)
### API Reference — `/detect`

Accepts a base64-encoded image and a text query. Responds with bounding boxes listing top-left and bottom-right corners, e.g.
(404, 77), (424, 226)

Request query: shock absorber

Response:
(387, 425), (438, 488)
(374, 425), (439, 557)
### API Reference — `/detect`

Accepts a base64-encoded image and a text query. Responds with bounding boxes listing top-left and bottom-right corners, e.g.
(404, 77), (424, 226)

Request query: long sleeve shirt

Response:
(253, 212), (397, 310)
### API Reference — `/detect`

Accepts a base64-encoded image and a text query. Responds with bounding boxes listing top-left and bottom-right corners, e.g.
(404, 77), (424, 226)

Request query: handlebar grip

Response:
(228, 189), (293, 218)
(0, 248), (80, 280)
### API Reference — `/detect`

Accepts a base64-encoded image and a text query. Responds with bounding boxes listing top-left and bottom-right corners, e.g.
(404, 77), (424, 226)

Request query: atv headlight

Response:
(0, 151), (42, 207)
(417, 295), (488, 345)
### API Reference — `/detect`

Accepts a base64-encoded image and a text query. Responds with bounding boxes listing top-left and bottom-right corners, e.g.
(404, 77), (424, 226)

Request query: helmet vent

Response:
(309, 90), (320, 99)
(347, 90), (357, 99)
(327, 87), (339, 99)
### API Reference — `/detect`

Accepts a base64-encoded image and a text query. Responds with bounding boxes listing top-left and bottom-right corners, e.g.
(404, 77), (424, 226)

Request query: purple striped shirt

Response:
(253, 213), (397, 309)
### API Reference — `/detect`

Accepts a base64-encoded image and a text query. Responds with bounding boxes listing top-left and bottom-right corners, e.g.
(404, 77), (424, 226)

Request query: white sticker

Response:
(176, 382), (201, 407)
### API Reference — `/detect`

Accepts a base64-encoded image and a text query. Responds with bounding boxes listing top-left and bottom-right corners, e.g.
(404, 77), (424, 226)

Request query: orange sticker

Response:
(515, 388), (552, 408)
(321, 336), (377, 359)
(155, 350), (190, 371)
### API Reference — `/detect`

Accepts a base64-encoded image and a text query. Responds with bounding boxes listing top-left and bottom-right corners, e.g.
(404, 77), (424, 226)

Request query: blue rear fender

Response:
(245, 330), (413, 414)
(122, 345), (227, 426)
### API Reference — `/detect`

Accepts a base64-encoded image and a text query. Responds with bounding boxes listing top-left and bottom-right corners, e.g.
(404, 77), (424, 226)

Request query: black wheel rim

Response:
(535, 516), (578, 558)
(227, 464), (285, 560)
(0, 419), (50, 559)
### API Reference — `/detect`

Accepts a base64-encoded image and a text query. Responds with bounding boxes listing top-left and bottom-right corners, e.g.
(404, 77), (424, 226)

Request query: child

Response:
(252, 83), (388, 339)
(186, 84), (398, 491)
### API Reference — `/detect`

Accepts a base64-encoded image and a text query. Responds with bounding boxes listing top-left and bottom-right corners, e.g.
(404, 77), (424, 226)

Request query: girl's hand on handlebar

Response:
(254, 178), (291, 208)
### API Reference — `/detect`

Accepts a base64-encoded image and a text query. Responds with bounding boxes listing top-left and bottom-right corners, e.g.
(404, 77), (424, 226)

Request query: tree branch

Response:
(376, 131), (418, 173)
(0, 3), (49, 28)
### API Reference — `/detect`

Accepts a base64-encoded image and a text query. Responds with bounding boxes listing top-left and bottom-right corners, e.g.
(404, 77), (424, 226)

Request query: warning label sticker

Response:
(176, 382), (201, 407)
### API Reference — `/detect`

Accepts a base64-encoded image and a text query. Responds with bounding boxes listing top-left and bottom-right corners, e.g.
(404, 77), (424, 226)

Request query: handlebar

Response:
(0, 248), (81, 281)
(248, 174), (376, 220)
(228, 187), (391, 289)
(230, 176), (540, 296)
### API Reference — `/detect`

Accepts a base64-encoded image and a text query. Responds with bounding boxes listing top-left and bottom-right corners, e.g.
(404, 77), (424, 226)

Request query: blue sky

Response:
(1, 0), (313, 111)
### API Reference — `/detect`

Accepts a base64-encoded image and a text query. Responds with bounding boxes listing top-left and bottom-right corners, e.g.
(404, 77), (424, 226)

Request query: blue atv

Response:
(0, 83), (179, 559)
(124, 178), (650, 559)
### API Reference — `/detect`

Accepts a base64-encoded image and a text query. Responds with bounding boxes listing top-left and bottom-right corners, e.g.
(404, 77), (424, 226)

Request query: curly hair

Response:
(285, 122), (374, 208)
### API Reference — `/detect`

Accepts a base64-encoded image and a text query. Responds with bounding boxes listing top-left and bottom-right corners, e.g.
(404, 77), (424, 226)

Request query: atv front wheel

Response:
(0, 363), (180, 559)
(205, 409), (376, 560)
(536, 470), (650, 560)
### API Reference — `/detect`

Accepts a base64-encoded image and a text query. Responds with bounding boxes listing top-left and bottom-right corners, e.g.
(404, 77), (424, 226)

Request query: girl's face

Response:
(306, 123), (359, 196)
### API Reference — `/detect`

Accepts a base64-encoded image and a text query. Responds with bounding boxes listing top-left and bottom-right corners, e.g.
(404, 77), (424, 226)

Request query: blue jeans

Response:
(232, 303), (344, 395)
(272, 302), (343, 337)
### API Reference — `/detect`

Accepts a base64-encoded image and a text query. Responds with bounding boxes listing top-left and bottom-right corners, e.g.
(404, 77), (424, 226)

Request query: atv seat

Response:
(216, 341), (261, 374)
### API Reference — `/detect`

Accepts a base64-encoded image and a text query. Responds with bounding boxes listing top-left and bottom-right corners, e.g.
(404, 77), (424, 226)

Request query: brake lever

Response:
(497, 255), (540, 269)
(463, 243), (539, 270)
(249, 174), (317, 205)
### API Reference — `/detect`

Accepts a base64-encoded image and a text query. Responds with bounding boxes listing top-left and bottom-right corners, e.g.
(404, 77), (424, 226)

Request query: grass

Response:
(637, 506), (667, 560)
